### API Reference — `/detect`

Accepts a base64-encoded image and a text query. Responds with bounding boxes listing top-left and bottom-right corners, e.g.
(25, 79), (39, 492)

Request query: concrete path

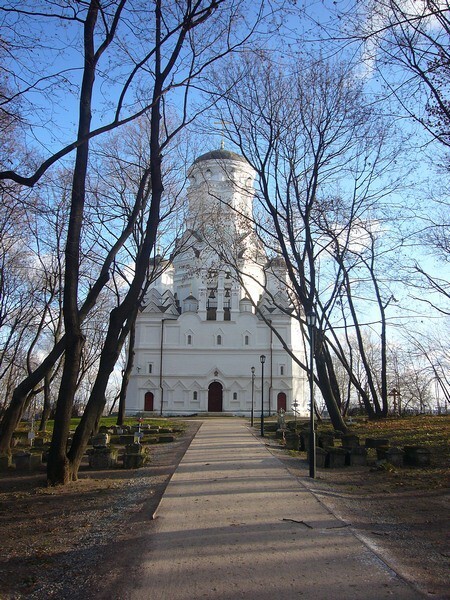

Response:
(129, 419), (423, 599)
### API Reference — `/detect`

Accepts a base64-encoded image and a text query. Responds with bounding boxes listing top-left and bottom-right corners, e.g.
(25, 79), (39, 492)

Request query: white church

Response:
(125, 148), (307, 417)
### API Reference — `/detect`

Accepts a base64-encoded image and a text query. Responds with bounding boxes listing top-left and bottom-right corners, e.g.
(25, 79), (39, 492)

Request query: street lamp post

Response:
(292, 399), (298, 432)
(260, 355), (266, 437)
(251, 366), (255, 427)
(306, 311), (316, 479)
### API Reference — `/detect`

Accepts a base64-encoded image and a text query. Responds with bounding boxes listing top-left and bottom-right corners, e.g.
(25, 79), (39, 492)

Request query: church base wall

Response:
(123, 408), (309, 418)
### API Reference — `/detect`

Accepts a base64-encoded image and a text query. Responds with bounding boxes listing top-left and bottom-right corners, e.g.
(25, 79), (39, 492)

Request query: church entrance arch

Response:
(144, 391), (154, 411)
(208, 382), (223, 412)
(277, 392), (287, 412)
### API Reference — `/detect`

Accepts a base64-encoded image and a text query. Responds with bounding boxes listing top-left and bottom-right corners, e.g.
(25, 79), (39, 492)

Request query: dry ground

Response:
(0, 418), (448, 600)
(0, 422), (201, 599)
(268, 441), (450, 600)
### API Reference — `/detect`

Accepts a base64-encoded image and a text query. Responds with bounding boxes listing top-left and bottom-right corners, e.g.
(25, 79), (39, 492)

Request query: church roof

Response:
(194, 149), (247, 164)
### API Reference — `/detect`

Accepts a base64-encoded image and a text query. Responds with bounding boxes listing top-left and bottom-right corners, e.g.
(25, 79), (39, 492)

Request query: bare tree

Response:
(400, 326), (450, 411)
(0, 0), (282, 483)
(308, 0), (450, 147)
(305, 1), (450, 333)
(205, 52), (406, 430)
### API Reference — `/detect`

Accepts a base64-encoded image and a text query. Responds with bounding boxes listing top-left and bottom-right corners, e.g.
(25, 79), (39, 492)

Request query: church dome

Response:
(194, 149), (247, 164)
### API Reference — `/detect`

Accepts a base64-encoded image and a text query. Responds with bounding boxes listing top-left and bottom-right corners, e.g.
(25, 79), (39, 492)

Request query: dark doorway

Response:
(277, 392), (287, 412)
(208, 382), (223, 412)
(144, 391), (154, 411)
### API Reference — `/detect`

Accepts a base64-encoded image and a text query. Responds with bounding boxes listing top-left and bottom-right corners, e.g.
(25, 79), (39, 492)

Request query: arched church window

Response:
(187, 334), (192, 345)
(244, 335), (249, 346)
(217, 335), (222, 345)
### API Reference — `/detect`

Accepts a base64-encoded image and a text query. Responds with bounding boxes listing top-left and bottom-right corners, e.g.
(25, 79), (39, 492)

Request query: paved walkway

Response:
(129, 419), (423, 599)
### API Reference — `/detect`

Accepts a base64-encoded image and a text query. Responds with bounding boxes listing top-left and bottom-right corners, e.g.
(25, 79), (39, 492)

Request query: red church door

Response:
(277, 392), (287, 412)
(208, 382), (223, 412)
(144, 391), (154, 411)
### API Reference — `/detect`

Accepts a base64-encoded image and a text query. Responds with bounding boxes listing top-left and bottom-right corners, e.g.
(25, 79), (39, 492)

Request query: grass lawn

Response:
(16, 415), (184, 435)
(262, 414), (449, 490)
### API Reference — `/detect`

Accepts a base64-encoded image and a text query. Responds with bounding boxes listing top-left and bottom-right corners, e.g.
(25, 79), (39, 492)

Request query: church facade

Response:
(125, 149), (307, 417)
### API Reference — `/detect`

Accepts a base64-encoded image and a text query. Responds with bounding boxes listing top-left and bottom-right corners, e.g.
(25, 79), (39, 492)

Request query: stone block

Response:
(284, 432), (300, 450)
(91, 433), (110, 448)
(403, 446), (431, 467)
(325, 447), (347, 468)
(123, 453), (147, 469)
(125, 442), (145, 454)
(341, 434), (360, 448)
(307, 445), (327, 466)
(159, 435), (175, 443)
(29, 453), (43, 468)
(263, 423), (278, 433)
(345, 446), (367, 466)
(33, 436), (50, 448)
(376, 446), (390, 460)
(299, 431), (309, 451)
(119, 434), (135, 445)
(13, 452), (31, 470)
(366, 438), (390, 448)
(315, 447), (328, 468)
(318, 433), (334, 449)
(89, 448), (119, 469)
(385, 447), (404, 467)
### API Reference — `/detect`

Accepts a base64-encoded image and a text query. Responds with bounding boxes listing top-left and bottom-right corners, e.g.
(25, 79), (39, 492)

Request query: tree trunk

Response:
(322, 343), (343, 412)
(314, 334), (348, 433)
(0, 388), (36, 454)
(65, 0), (186, 480)
(0, 338), (66, 454)
(65, 159), (159, 479)
(46, 335), (84, 485)
(67, 311), (129, 478)
(39, 373), (52, 433)
(117, 318), (136, 426)
(47, 1), (99, 485)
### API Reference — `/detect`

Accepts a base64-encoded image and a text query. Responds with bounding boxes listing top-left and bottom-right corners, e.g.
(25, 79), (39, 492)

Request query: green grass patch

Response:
(18, 416), (186, 435)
